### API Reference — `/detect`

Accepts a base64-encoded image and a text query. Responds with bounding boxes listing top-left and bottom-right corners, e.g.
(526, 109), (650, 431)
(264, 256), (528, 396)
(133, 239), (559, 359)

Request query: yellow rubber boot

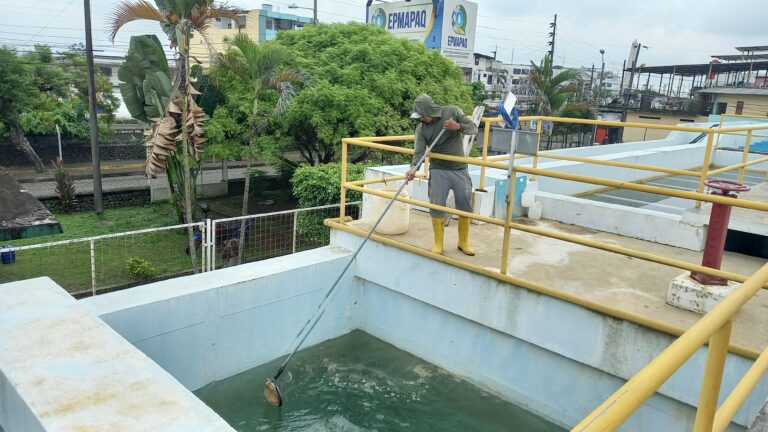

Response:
(431, 217), (444, 255)
(457, 217), (476, 256)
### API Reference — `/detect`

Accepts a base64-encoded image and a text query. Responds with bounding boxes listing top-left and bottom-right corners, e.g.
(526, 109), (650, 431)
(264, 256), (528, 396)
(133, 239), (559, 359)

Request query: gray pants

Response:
(428, 168), (473, 218)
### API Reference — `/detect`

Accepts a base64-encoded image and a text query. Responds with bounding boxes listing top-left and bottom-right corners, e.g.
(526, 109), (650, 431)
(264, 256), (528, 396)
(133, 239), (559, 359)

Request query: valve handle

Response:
(705, 179), (751, 193)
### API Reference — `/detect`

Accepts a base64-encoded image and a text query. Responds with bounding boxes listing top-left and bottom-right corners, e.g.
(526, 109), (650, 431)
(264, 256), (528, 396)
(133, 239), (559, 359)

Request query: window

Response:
(639, 116), (661, 120)
(487, 74), (493, 84)
(715, 102), (727, 115)
(482, 73), (487, 78)
(513, 68), (521, 74)
(521, 69), (529, 75)
(736, 101), (744, 115)
(215, 17), (222, 22)
(474, 57), (479, 66)
(511, 79), (520, 85)
(265, 18), (274, 30)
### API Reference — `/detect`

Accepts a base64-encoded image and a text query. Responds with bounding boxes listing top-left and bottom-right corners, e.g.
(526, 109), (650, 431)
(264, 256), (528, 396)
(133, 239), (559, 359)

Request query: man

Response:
(405, 94), (478, 256)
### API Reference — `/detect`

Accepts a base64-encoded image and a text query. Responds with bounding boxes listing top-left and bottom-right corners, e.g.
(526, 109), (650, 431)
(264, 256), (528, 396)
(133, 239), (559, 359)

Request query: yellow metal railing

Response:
(337, 114), (768, 431)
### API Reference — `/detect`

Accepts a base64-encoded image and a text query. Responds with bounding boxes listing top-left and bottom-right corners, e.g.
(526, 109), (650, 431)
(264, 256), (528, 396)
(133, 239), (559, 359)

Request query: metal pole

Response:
(738, 131), (753, 183)
(340, 141), (348, 222)
(500, 131), (518, 275)
(211, 221), (217, 270)
(84, 0), (103, 214)
(696, 132), (715, 208)
(313, 0), (317, 23)
(90, 238), (96, 295)
(693, 320), (732, 432)
(598, 50), (605, 103)
(479, 119), (490, 190)
(292, 211), (298, 254)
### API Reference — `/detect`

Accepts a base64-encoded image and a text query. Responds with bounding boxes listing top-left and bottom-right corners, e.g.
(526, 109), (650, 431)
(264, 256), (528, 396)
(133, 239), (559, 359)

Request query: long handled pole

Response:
(270, 129), (447, 384)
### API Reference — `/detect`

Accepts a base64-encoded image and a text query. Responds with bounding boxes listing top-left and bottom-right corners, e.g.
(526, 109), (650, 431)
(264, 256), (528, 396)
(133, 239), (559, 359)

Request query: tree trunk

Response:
(8, 122), (45, 172)
(179, 34), (198, 274)
(237, 97), (259, 264)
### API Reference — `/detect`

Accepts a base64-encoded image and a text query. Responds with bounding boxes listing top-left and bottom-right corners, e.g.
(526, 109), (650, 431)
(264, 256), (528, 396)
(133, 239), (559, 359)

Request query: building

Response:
(368, 0), (478, 76)
(472, 53), (508, 91)
(189, 4), (312, 69)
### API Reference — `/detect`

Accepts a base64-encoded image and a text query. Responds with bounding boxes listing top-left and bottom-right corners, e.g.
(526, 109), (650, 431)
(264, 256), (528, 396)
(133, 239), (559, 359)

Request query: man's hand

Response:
(443, 119), (461, 131)
(405, 166), (417, 181)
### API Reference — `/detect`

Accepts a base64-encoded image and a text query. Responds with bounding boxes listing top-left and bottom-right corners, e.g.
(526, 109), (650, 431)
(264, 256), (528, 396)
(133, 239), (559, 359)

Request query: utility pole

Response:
(590, 63), (595, 97)
(548, 14), (557, 72)
(598, 49), (605, 105)
(313, 0), (317, 24)
(84, 0), (103, 214)
(492, 45), (497, 60)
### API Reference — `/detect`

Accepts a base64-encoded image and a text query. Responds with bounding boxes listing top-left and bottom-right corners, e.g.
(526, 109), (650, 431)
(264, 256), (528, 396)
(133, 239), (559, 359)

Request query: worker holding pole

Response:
(405, 94), (479, 256)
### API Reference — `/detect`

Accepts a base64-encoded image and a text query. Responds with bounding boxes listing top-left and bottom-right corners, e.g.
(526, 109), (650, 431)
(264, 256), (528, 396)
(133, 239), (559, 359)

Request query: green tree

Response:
(253, 23), (472, 167)
(0, 45), (118, 171)
(213, 33), (307, 262)
(550, 103), (596, 147)
(529, 54), (581, 115)
(109, 0), (234, 273)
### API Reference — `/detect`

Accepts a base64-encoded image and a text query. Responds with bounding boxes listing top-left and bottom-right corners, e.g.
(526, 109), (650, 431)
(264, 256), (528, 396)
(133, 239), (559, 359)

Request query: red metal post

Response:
(691, 180), (750, 286)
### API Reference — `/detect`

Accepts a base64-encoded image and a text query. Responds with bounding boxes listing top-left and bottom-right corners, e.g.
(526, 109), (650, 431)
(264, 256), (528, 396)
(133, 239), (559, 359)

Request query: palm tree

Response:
(528, 54), (581, 115)
(108, 0), (234, 273)
(215, 33), (308, 263)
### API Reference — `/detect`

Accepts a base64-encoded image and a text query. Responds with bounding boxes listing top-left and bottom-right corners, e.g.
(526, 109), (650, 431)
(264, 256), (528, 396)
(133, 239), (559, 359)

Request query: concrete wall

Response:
(712, 94), (768, 117)
(82, 247), (358, 391)
(623, 113), (709, 142)
(0, 278), (233, 432)
(334, 229), (762, 430)
(537, 192), (706, 250)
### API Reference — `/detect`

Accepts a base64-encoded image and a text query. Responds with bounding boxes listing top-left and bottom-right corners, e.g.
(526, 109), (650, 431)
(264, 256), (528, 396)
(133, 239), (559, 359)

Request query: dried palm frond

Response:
(144, 115), (179, 177)
(108, 0), (166, 42)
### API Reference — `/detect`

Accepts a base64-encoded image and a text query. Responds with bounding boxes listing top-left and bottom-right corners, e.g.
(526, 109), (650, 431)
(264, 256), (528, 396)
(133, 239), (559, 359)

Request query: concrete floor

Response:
(350, 210), (768, 355)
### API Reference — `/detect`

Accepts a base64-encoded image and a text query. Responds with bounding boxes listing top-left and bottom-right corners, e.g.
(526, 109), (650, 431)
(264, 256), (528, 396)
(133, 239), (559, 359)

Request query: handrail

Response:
(573, 262), (768, 431)
(341, 116), (768, 431)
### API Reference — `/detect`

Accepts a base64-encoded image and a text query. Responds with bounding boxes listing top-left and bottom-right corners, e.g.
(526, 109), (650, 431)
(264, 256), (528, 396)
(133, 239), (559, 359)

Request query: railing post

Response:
(738, 130), (752, 183)
(292, 210), (298, 254)
(479, 119), (491, 190)
(340, 140), (348, 222)
(714, 115), (724, 151)
(696, 132), (715, 208)
(90, 238), (96, 296)
(694, 320), (733, 432)
(500, 131), (518, 275)
(531, 118), (542, 181)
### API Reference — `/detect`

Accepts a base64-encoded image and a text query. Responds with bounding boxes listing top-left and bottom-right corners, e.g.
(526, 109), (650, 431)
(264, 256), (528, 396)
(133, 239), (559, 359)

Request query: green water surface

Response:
(195, 331), (565, 431)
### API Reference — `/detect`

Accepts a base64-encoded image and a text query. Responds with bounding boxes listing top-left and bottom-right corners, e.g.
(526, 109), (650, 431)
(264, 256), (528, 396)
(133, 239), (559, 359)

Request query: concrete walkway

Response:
(20, 168), (254, 199)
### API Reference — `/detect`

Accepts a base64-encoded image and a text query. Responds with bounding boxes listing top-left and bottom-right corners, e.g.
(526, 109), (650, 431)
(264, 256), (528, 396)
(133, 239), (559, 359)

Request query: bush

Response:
(291, 162), (368, 244)
(52, 158), (77, 209)
(125, 257), (157, 280)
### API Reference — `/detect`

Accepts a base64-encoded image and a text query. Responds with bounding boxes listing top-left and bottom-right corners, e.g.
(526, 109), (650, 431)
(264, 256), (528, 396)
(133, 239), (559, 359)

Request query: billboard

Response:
(368, 0), (477, 68)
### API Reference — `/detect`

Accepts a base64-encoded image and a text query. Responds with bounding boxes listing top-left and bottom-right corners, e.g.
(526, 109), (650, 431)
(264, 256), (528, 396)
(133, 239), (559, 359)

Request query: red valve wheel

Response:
(705, 179), (751, 193)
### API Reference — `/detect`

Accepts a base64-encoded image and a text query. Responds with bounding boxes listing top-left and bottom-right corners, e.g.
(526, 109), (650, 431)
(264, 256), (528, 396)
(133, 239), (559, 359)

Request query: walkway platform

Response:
(346, 210), (768, 357)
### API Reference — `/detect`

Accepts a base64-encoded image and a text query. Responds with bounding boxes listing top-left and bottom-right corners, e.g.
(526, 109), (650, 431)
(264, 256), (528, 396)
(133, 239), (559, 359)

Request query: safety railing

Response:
(336, 116), (768, 431)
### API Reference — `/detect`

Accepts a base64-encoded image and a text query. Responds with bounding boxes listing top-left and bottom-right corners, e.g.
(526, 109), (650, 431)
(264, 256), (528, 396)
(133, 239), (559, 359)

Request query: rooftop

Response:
(627, 61), (768, 77)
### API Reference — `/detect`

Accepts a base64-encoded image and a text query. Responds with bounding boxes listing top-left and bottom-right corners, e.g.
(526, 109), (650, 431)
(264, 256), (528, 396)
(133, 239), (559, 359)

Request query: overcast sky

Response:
(1, 0), (765, 76)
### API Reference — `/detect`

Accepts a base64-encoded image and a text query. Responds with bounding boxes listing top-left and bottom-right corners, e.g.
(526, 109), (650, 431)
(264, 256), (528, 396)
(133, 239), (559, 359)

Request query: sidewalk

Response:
(19, 167), (267, 199)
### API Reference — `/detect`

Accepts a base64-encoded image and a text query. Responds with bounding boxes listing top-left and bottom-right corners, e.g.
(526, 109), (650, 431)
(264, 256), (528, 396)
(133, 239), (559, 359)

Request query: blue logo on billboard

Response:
(451, 4), (467, 35)
(371, 7), (386, 29)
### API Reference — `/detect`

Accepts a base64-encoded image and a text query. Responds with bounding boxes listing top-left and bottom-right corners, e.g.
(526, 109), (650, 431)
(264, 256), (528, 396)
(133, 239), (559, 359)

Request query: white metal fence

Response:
(0, 203), (360, 297)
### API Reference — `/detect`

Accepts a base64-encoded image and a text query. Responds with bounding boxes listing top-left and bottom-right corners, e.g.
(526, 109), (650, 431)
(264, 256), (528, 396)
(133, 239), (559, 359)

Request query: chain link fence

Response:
(0, 203), (361, 297)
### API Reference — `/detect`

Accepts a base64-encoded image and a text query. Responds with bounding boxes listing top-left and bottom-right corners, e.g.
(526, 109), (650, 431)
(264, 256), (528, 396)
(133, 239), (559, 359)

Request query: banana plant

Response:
(110, 1), (234, 273)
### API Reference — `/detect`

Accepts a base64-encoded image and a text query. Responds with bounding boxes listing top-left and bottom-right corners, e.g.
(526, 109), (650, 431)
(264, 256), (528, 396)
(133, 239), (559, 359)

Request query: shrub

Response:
(125, 257), (157, 280)
(291, 162), (368, 244)
(52, 158), (77, 209)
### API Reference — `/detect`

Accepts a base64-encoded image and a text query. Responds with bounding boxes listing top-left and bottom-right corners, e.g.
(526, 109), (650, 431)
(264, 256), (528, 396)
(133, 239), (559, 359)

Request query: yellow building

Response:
(189, 11), (260, 69)
(698, 88), (768, 117)
(188, 6), (313, 69)
(622, 112), (708, 142)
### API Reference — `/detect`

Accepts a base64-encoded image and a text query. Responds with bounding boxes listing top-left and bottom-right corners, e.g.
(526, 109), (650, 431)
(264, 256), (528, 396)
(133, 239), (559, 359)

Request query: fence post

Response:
(211, 220), (217, 270)
(531, 118), (543, 181)
(292, 210), (298, 254)
(693, 320), (732, 432)
(340, 140), (348, 222)
(479, 119), (491, 190)
(201, 222), (207, 272)
(90, 238), (96, 296)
